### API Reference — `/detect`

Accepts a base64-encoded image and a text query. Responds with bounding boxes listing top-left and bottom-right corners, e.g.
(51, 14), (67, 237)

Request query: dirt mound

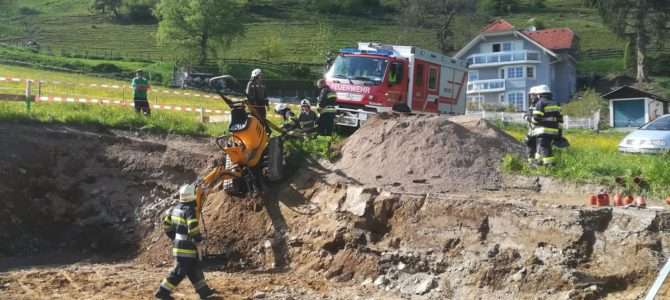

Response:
(137, 192), (275, 268)
(0, 123), (217, 261)
(332, 114), (524, 193)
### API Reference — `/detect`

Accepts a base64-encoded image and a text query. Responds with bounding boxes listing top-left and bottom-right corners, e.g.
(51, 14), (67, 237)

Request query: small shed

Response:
(602, 86), (669, 128)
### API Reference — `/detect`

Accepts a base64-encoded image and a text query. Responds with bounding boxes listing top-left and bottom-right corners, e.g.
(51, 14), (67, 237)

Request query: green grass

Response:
(502, 125), (670, 200)
(577, 57), (626, 75)
(0, 63), (232, 110)
(0, 101), (229, 136)
(0, 0), (626, 64)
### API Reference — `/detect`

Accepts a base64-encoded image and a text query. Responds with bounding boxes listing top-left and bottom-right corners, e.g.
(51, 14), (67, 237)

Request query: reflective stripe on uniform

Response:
(532, 110), (544, 116)
(173, 248), (197, 257)
(171, 216), (187, 224)
(161, 279), (176, 291)
(543, 157), (556, 164)
(175, 233), (189, 241)
(189, 227), (200, 235)
(531, 127), (559, 136)
(544, 105), (561, 112)
(187, 218), (198, 225)
(322, 106), (337, 113)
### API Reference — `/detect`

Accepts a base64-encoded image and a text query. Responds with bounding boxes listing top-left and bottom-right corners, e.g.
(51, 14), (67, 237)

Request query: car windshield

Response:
(326, 55), (388, 84)
(641, 115), (670, 130)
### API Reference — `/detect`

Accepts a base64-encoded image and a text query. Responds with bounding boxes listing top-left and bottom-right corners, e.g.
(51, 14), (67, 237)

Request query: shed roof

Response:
(603, 86), (669, 102)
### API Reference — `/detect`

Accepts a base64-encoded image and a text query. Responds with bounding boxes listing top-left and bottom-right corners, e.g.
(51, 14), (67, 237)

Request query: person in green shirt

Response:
(132, 69), (151, 116)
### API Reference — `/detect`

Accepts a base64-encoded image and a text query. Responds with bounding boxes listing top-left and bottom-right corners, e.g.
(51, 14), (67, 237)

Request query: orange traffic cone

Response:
(588, 194), (598, 206)
(666, 196), (670, 206)
(624, 195), (634, 205)
(613, 193), (623, 206)
(635, 195), (646, 208)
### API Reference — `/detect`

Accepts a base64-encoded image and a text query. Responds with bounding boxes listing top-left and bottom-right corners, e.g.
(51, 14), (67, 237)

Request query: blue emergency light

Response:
(339, 48), (395, 57)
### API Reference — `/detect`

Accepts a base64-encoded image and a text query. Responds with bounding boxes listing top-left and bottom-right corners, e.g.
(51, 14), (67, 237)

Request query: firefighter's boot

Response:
(154, 288), (174, 300)
(198, 287), (216, 299)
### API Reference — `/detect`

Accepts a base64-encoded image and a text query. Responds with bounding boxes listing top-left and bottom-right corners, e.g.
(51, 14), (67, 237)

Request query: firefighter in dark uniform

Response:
(524, 85), (563, 167)
(246, 69), (269, 130)
(274, 103), (296, 130)
(155, 184), (215, 300)
(316, 79), (337, 136)
(297, 99), (318, 133)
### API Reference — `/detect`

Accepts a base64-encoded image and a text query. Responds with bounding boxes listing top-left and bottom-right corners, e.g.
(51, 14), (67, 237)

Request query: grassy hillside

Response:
(0, 0), (624, 64)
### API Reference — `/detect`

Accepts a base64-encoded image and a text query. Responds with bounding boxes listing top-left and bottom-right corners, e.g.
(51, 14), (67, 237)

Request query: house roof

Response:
(481, 19), (515, 33)
(455, 19), (576, 59)
(524, 28), (576, 50)
(603, 86), (669, 102)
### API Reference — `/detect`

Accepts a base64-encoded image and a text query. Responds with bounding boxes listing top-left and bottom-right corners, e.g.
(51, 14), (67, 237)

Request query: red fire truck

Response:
(324, 43), (468, 128)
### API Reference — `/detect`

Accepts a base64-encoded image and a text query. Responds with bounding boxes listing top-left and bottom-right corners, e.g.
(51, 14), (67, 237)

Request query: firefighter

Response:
(155, 184), (215, 300)
(297, 99), (318, 132)
(524, 85), (563, 167)
(132, 69), (151, 116)
(274, 103), (296, 130)
(246, 69), (269, 129)
(316, 79), (337, 136)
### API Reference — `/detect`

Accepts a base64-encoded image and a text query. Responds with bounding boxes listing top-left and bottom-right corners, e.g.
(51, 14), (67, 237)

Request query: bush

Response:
(123, 0), (158, 22)
(649, 53), (670, 76)
(562, 89), (605, 118)
(477, 0), (519, 15)
(18, 7), (40, 15)
(311, 0), (383, 16)
(92, 63), (123, 73)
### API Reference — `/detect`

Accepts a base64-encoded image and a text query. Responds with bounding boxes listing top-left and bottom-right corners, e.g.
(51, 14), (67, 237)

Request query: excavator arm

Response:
(194, 166), (242, 219)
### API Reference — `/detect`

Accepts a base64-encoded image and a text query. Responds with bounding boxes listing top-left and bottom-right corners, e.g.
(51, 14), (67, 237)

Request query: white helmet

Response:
(178, 184), (197, 203)
(529, 85), (551, 95)
(275, 103), (288, 112)
(251, 68), (263, 78)
(300, 99), (311, 106)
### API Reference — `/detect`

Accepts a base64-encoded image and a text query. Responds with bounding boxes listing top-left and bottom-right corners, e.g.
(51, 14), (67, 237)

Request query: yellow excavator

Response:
(188, 75), (286, 217)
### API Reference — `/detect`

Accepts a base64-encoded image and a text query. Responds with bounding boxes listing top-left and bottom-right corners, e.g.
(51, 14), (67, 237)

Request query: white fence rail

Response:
(465, 110), (600, 130)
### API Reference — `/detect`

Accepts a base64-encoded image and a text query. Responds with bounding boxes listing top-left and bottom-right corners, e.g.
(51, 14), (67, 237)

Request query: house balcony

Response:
(467, 79), (506, 94)
(466, 51), (540, 68)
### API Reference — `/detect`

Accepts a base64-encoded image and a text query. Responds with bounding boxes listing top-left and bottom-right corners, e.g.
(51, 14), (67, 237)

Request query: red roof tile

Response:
(481, 19), (515, 33)
(524, 28), (576, 50)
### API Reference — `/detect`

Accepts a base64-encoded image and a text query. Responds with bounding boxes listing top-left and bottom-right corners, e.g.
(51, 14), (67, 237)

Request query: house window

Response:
(507, 67), (524, 79)
(428, 67), (438, 90)
(500, 69), (506, 79)
(502, 42), (512, 52)
(468, 70), (479, 81)
(507, 91), (525, 111)
(499, 94), (505, 103)
(526, 66), (535, 79)
(492, 43), (501, 52)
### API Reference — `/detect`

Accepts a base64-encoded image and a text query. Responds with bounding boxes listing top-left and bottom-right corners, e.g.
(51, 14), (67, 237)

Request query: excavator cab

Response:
(198, 75), (285, 197)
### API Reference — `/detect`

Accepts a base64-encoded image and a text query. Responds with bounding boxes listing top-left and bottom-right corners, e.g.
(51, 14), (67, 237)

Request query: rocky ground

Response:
(1, 117), (670, 300)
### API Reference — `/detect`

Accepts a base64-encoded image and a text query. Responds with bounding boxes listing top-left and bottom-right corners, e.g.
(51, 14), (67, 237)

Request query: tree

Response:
(396, 0), (477, 53)
(155, 0), (246, 65)
(597, 0), (670, 82)
(90, 0), (122, 17)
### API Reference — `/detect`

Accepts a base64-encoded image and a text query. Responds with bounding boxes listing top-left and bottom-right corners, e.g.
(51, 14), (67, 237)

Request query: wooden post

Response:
(25, 80), (32, 112)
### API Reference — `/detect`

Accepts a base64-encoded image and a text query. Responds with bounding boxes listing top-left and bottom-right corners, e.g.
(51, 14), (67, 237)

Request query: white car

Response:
(619, 115), (670, 153)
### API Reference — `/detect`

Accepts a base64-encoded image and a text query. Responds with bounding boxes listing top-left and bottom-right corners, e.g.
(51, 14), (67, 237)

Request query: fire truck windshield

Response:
(326, 55), (388, 84)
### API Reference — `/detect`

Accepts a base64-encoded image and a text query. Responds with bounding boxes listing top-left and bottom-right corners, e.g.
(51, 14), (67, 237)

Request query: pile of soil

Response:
(332, 114), (524, 193)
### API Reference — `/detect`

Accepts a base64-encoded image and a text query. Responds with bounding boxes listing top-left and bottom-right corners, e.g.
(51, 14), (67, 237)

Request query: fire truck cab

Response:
(324, 43), (468, 127)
